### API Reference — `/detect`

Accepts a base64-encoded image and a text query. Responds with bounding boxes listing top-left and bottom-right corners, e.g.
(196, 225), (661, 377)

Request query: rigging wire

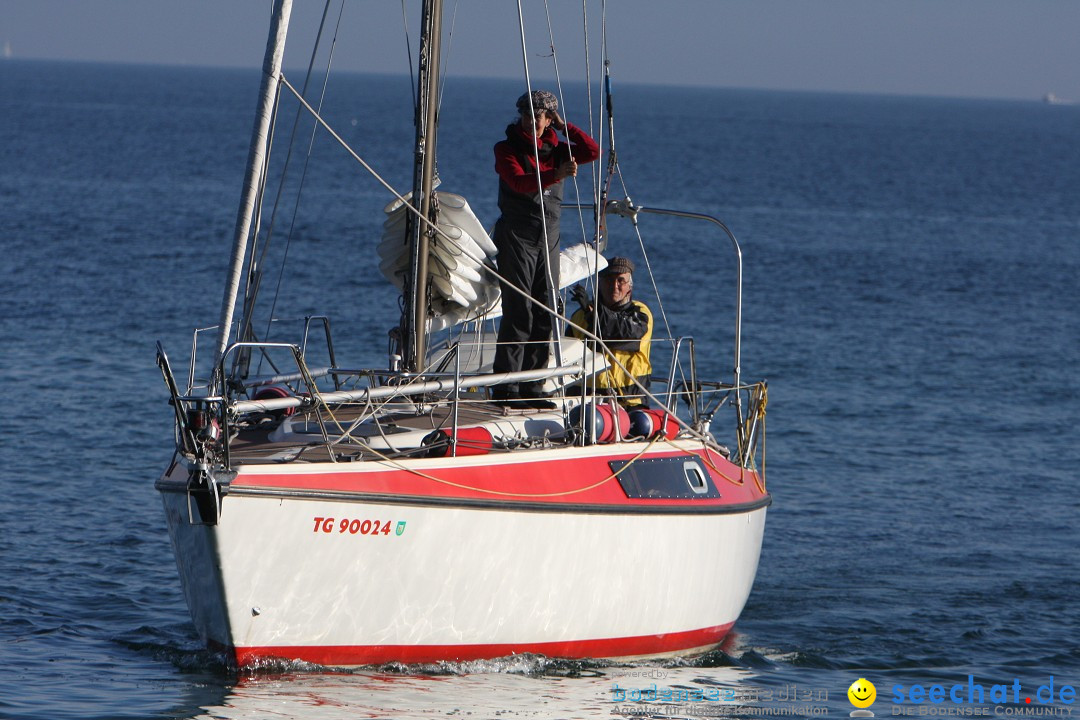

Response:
(436, 0), (460, 111)
(273, 5), (715, 450)
(597, 0), (613, 240)
(610, 165), (674, 344)
(274, 74), (655, 435)
(235, 0), (341, 378)
(582, 0), (603, 240)
(514, 0), (563, 369)
(541, 0), (590, 253)
(576, 0), (603, 415)
(208, 2), (744, 466)
(240, 68), (733, 451)
(585, 0), (676, 347)
(261, 0), (348, 353)
(400, 0), (416, 108)
(240, 2), (606, 388)
(568, 0), (611, 407)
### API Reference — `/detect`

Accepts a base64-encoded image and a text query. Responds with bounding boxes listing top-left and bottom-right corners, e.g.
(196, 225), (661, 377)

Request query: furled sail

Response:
(379, 191), (608, 333)
(379, 191), (499, 311)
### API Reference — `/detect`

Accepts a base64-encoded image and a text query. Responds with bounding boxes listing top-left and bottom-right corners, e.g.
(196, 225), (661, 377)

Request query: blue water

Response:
(2, 59), (1079, 719)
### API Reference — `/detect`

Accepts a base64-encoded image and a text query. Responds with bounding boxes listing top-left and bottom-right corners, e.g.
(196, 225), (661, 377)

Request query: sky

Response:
(2, 0), (1079, 102)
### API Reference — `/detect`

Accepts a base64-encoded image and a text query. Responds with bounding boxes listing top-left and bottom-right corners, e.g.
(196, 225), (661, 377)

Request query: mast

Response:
(402, 0), (443, 372)
(213, 0), (293, 371)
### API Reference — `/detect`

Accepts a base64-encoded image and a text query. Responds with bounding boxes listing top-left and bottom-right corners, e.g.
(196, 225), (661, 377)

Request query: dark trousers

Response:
(492, 219), (560, 395)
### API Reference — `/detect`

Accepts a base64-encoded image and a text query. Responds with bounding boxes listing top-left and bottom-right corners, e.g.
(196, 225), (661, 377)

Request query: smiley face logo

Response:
(848, 678), (876, 708)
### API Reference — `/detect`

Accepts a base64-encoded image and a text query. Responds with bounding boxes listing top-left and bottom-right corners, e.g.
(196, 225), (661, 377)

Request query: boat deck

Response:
(227, 394), (570, 465)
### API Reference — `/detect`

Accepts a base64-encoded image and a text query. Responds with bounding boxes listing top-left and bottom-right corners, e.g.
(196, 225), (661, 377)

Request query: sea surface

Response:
(2, 60), (1079, 720)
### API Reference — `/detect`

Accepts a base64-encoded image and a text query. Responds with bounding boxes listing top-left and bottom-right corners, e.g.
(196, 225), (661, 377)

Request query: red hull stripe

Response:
(237, 448), (766, 509)
(234, 623), (734, 667)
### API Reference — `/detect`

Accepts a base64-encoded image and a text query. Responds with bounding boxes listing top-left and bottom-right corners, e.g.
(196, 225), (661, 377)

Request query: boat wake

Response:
(146, 635), (770, 679)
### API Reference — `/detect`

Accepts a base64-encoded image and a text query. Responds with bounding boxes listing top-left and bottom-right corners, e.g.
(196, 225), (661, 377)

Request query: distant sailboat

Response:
(3, 41), (12, 60)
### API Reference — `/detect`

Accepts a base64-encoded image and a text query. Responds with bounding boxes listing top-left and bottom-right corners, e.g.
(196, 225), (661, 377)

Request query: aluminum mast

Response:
(402, 0), (444, 372)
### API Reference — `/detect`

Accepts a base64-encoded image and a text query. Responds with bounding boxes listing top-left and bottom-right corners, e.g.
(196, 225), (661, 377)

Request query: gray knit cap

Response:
(516, 90), (558, 115)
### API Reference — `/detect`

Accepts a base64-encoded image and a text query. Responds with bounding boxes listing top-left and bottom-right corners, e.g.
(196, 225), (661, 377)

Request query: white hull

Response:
(159, 444), (767, 666)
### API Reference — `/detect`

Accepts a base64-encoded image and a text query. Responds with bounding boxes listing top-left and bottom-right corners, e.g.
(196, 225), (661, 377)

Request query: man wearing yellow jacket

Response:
(568, 257), (653, 407)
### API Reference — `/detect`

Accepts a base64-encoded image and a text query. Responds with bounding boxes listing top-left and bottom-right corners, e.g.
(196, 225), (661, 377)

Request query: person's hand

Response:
(549, 110), (567, 132)
(570, 284), (592, 311)
(556, 160), (578, 180)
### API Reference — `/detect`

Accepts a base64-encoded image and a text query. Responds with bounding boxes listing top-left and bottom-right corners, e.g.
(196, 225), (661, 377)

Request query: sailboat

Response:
(156, 0), (770, 668)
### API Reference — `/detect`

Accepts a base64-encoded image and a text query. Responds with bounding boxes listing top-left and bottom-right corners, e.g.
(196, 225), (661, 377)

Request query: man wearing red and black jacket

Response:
(491, 89), (599, 409)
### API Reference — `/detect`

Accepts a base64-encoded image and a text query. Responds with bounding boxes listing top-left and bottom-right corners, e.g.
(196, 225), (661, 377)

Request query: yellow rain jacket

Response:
(568, 298), (653, 406)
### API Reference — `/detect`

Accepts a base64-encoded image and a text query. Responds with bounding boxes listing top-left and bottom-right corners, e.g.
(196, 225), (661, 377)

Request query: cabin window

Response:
(683, 461), (709, 494)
